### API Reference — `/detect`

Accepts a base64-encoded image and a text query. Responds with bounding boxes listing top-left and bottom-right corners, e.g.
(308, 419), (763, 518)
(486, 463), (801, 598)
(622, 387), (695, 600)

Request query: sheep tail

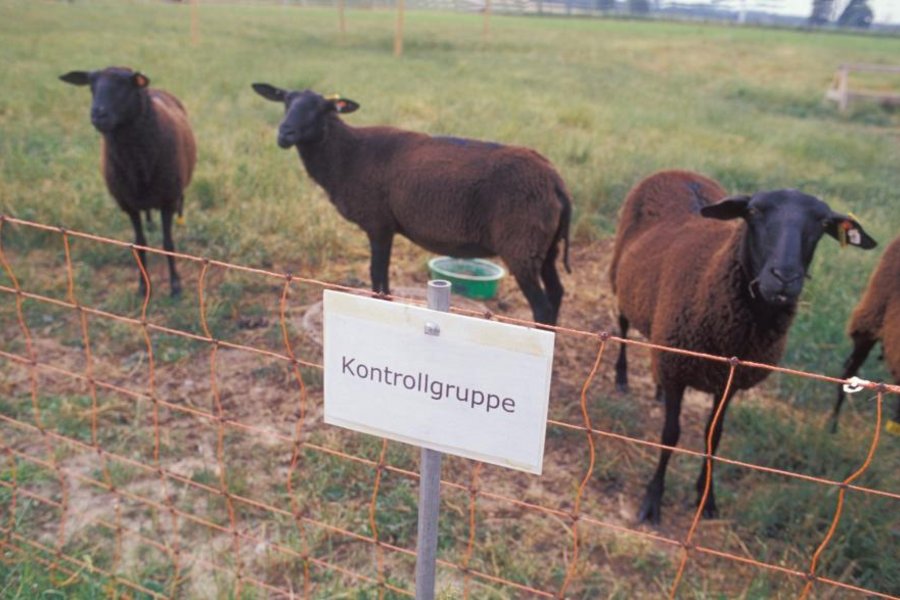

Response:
(556, 184), (573, 274)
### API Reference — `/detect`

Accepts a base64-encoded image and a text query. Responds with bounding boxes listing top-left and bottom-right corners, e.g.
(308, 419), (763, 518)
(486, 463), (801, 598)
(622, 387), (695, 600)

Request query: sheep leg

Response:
(127, 209), (150, 298)
(512, 271), (554, 326)
(368, 233), (393, 295)
(614, 314), (629, 393)
(638, 382), (685, 524)
(160, 207), (182, 298)
(831, 334), (877, 433)
(694, 389), (735, 519)
(540, 244), (564, 324)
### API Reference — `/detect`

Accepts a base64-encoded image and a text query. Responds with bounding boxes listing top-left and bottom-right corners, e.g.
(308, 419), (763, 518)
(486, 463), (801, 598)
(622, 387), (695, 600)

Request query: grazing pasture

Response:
(1, 1), (899, 597)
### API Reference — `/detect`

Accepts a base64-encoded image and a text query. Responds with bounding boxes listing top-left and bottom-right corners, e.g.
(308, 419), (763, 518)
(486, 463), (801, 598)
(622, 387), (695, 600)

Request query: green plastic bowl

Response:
(427, 257), (506, 300)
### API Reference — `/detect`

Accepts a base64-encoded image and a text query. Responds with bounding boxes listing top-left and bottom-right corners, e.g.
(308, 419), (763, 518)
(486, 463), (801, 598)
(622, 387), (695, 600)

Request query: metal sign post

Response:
(415, 280), (450, 600)
(323, 279), (555, 596)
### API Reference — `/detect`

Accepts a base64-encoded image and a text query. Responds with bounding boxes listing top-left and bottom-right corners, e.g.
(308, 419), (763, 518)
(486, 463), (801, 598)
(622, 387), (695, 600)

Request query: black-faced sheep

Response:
(60, 67), (196, 297)
(609, 170), (876, 524)
(251, 85), (571, 325)
(832, 235), (900, 432)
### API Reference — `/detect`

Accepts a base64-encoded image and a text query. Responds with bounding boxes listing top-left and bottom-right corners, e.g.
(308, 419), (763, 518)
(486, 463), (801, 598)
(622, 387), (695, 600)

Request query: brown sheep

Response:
(610, 170), (876, 524)
(60, 67), (196, 297)
(832, 235), (900, 432)
(251, 85), (571, 325)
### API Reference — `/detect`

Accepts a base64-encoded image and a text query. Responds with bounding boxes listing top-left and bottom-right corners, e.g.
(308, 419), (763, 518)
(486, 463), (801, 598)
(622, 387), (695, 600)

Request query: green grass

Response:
(722, 402), (900, 594)
(0, 555), (111, 599)
(2, 1), (899, 361)
(2, 1), (900, 598)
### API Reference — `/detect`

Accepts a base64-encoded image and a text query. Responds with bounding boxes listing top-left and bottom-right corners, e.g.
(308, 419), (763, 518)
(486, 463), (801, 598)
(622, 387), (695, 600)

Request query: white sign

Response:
(323, 290), (555, 474)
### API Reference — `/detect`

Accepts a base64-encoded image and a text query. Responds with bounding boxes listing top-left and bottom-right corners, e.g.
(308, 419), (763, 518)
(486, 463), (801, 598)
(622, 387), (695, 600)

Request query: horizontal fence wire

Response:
(1, 215), (898, 599)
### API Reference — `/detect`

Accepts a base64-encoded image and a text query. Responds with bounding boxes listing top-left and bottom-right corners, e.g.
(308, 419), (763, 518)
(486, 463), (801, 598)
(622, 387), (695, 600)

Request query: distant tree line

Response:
(809, 0), (873, 28)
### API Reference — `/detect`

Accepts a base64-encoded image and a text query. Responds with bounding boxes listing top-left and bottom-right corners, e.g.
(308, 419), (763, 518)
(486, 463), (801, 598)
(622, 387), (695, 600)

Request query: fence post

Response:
(394, 0), (405, 57)
(190, 0), (199, 45)
(415, 279), (450, 600)
(837, 66), (849, 112)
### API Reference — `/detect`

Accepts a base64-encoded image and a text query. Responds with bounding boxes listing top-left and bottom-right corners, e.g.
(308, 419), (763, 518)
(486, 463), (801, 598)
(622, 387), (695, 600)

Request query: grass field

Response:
(1, 1), (899, 598)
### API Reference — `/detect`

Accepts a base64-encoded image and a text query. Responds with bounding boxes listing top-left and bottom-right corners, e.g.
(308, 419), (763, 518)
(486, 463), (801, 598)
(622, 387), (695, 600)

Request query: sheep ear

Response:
(825, 214), (877, 249)
(252, 83), (287, 103)
(328, 96), (360, 114)
(132, 72), (150, 88)
(699, 195), (752, 220)
(59, 71), (92, 86)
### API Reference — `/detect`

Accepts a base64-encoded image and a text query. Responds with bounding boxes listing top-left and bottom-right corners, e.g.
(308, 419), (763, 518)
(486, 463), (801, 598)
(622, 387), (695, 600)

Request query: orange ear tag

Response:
(838, 220), (850, 248)
(176, 215), (186, 226)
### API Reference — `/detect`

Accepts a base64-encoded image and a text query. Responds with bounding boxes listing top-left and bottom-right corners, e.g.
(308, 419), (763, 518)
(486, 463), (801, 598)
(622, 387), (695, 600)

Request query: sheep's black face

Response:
(251, 83), (361, 149)
(277, 91), (332, 148)
(60, 68), (149, 134)
(743, 192), (829, 305)
(701, 190), (876, 307)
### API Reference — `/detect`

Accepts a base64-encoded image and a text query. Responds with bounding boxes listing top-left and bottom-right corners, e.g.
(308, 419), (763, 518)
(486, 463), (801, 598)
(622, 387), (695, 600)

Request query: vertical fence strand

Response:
(0, 217), (70, 584)
(62, 231), (125, 594)
(799, 387), (884, 599)
(369, 439), (390, 599)
(669, 359), (738, 599)
(280, 275), (313, 598)
(557, 333), (607, 597)
(131, 244), (183, 596)
(199, 259), (245, 595)
(461, 461), (482, 600)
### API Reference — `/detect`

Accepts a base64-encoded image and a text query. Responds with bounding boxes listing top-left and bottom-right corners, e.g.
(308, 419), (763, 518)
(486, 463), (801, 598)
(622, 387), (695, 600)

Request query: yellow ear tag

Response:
(176, 215), (186, 226)
(886, 419), (900, 436)
(325, 93), (345, 111)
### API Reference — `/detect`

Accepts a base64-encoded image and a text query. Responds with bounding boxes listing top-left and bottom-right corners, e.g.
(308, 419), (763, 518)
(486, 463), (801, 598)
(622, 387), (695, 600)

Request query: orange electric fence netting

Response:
(0, 215), (898, 599)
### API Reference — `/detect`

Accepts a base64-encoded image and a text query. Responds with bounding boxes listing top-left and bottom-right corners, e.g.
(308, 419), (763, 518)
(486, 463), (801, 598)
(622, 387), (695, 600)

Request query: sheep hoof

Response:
(615, 382), (629, 395)
(170, 281), (183, 298)
(700, 501), (718, 519)
(637, 496), (661, 525)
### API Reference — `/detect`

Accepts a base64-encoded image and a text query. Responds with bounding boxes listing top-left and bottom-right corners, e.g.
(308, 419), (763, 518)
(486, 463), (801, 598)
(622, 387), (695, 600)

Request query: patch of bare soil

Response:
(0, 237), (816, 598)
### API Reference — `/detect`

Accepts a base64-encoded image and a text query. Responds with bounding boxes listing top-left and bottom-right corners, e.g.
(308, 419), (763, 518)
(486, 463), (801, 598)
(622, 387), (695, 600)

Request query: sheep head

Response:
(251, 84), (359, 148)
(700, 191), (876, 306)
(60, 67), (150, 134)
